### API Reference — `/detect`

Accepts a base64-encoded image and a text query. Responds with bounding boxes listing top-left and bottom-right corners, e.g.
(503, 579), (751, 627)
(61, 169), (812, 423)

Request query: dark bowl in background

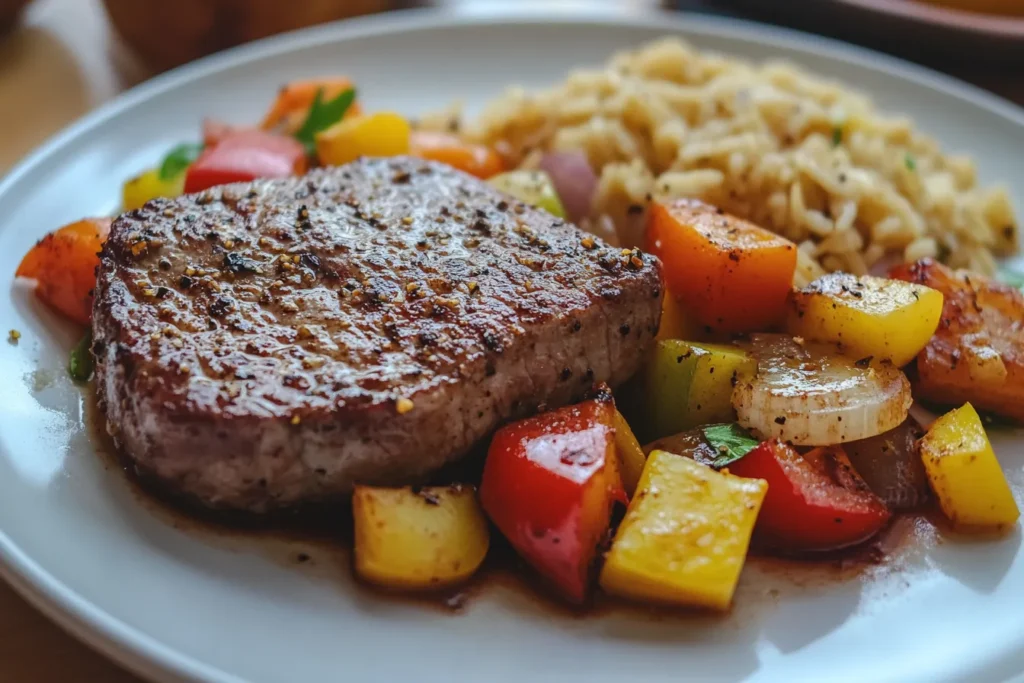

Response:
(0, 0), (32, 34)
(101, 0), (410, 72)
(712, 0), (1024, 67)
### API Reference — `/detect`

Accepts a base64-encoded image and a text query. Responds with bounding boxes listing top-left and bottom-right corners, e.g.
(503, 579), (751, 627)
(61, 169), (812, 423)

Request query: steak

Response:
(93, 156), (663, 512)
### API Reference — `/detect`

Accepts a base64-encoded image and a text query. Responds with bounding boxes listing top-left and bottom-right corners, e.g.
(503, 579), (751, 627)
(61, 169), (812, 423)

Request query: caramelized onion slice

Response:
(732, 334), (912, 446)
(844, 417), (930, 510)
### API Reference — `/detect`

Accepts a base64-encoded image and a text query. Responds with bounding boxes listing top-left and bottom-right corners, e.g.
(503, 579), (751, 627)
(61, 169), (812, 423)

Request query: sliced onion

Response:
(844, 417), (930, 510)
(868, 252), (903, 277)
(642, 428), (719, 468)
(732, 334), (912, 446)
(908, 401), (938, 431)
(539, 151), (597, 223)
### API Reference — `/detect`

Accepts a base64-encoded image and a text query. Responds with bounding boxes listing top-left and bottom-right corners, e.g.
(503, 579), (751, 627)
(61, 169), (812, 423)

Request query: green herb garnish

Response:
(68, 331), (94, 383)
(904, 153), (916, 171)
(294, 87), (357, 154)
(158, 143), (204, 181)
(702, 423), (760, 469)
(831, 126), (843, 147)
(1000, 267), (1024, 293)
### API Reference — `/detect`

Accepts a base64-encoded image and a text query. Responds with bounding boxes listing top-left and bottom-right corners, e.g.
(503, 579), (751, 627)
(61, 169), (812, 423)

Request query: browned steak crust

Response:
(93, 157), (663, 512)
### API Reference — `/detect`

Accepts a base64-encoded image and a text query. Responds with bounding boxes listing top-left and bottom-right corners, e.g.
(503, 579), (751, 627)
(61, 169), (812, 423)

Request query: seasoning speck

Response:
(290, 415), (301, 426)
(8, 329), (21, 344)
(396, 397), (415, 414)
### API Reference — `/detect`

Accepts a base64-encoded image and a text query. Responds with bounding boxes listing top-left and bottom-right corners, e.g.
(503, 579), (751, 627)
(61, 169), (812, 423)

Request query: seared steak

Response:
(94, 157), (663, 512)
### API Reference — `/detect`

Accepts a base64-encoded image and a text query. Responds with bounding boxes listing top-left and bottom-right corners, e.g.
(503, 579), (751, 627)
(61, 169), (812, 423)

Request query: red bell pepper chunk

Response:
(184, 130), (307, 194)
(727, 441), (891, 552)
(479, 395), (626, 603)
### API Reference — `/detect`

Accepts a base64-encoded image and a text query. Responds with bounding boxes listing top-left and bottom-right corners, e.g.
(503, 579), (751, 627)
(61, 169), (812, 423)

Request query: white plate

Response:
(2, 7), (1024, 683)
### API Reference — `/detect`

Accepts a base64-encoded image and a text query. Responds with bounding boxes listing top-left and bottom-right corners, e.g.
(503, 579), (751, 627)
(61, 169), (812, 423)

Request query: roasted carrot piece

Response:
(409, 131), (505, 179)
(16, 218), (111, 325)
(260, 78), (361, 133)
(646, 199), (797, 336)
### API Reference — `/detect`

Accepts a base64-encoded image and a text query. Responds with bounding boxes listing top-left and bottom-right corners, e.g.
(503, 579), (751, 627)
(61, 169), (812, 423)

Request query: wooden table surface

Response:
(1, 0), (1021, 680)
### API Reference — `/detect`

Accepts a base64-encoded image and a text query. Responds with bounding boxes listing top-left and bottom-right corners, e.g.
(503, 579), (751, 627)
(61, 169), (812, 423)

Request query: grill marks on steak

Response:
(93, 157), (663, 512)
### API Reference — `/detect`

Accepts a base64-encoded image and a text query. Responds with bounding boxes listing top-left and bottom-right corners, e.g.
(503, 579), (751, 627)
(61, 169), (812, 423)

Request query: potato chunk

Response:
(891, 259), (1024, 423)
(919, 403), (1019, 530)
(353, 485), (489, 590)
(788, 272), (943, 367)
(599, 451), (767, 610)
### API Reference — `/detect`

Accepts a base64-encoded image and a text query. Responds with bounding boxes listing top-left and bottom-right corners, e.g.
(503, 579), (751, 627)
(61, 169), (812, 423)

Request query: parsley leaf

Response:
(831, 126), (843, 147)
(158, 143), (204, 181)
(68, 331), (94, 383)
(702, 423), (760, 469)
(1001, 267), (1024, 293)
(904, 153), (916, 171)
(294, 87), (357, 154)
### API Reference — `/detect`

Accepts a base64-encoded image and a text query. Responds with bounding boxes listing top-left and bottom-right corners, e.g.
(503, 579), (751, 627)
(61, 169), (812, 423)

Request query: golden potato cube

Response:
(353, 484), (489, 590)
(316, 112), (411, 167)
(788, 272), (943, 367)
(599, 451), (767, 610)
(920, 403), (1020, 530)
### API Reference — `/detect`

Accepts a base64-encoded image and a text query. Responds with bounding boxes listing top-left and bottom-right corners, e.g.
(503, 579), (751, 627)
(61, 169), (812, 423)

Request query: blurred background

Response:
(0, 0), (1022, 680)
(1, 0), (1023, 171)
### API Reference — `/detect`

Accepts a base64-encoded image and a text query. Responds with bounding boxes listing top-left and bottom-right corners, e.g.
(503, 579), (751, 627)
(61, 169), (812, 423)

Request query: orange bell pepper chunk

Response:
(647, 199), (797, 336)
(479, 393), (626, 603)
(409, 131), (505, 179)
(16, 218), (111, 325)
(260, 78), (362, 134)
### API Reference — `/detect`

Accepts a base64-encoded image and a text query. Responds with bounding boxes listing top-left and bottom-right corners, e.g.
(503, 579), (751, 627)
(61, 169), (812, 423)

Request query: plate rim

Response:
(4, 6), (1024, 682)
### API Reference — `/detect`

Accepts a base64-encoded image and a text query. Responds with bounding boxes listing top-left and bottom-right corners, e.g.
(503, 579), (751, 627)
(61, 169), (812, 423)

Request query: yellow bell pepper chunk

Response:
(919, 403), (1019, 530)
(788, 272), (943, 367)
(353, 484), (490, 590)
(315, 112), (411, 167)
(656, 292), (697, 342)
(122, 168), (185, 211)
(613, 410), (646, 497)
(600, 451), (766, 610)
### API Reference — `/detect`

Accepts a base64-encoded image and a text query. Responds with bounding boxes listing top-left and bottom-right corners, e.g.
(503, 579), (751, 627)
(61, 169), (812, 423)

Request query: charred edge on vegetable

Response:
(589, 383), (615, 404)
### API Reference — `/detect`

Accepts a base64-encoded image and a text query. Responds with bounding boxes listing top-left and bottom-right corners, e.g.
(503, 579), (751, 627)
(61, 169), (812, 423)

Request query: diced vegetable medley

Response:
(12, 73), (1022, 615)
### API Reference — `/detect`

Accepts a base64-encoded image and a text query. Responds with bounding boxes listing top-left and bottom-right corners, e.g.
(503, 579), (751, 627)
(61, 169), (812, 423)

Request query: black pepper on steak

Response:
(92, 157), (663, 513)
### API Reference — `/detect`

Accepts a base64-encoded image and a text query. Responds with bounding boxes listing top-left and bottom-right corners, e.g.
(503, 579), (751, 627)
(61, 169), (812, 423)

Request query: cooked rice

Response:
(436, 38), (1020, 279)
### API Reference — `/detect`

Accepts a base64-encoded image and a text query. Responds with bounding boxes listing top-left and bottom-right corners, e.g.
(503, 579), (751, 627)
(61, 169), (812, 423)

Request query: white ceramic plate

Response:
(2, 7), (1024, 683)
